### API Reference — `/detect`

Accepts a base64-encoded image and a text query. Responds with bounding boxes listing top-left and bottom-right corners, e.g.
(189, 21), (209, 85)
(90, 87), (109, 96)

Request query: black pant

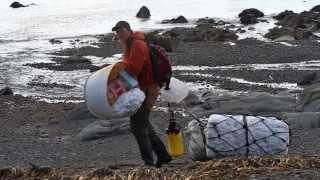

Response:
(130, 105), (171, 165)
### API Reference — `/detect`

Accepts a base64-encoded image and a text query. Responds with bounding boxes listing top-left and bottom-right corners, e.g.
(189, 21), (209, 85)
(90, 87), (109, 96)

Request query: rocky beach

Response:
(2, 2), (320, 179)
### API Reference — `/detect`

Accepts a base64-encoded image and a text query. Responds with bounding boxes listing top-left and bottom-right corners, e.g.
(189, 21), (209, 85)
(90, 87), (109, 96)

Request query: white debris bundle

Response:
(112, 88), (145, 117)
(185, 120), (208, 161)
(186, 114), (290, 161)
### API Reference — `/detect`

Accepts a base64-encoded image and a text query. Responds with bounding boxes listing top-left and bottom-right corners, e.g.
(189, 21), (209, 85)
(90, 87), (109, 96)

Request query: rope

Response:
(182, 102), (290, 157)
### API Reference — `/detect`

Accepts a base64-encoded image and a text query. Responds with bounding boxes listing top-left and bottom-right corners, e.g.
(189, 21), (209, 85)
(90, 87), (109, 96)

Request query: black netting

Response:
(204, 115), (290, 157)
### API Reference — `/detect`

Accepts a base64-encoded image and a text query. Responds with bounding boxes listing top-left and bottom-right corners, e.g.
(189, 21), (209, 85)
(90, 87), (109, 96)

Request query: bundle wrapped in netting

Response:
(186, 114), (290, 161)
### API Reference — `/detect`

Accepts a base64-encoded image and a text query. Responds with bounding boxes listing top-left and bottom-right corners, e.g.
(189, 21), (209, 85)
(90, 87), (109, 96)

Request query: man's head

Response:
(112, 21), (132, 45)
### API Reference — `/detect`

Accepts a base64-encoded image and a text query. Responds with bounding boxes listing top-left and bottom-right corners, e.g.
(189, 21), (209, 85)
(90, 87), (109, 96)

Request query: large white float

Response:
(85, 64), (117, 119)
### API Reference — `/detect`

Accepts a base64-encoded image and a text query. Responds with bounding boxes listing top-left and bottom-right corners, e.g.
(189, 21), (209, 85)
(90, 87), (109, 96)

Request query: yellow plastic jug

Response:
(167, 126), (184, 157)
(166, 103), (184, 157)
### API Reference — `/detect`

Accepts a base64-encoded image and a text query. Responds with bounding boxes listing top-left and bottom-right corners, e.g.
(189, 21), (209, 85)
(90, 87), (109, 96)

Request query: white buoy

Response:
(160, 77), (189, 103)
(84, 64), (115, 119)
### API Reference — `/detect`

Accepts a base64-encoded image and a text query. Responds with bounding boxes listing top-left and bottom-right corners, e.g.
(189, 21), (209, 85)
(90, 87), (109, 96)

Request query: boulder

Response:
(206, 28), (238, 41)
(196, 17), (216, 25)
(239, 8), (265, 18)
(0, 87), (13, 96)
(264, 27), (312, 41)
(10, 2), (26, 8)
(283, 112), (320, 129)
(265, 26), (313, 40)
(274, 10), (297, 21)
(161, 15), (188, 24)
(248, 27), (256, 31)
(165, 27), (203, 42)
(298, 73), (317, 86)
(77, 119), (129, 141)
(236, 28), (246, 33)
(265, 27), (292, 40)
(216, 20), (228, 26)
(164, 26), (238, 42)
(49, 39), (63, 44)
(274, 35), (295, 42)
(52, 55), (91, 64)
(278, 11), (320, 31)
(310, 5), (320, 12)
(226, 24), (236, 29)
(183, 92), (203, 106)
(145, 31), (177, 52)
(240, 14), (258, 25)
(136, 6), (151, 19)
(297, 84), (320, 112)
(259, 19), (269, 23)
(238, 8), (264, 25)
(293, 28), (313, 40)
(191, 92), (296, 117)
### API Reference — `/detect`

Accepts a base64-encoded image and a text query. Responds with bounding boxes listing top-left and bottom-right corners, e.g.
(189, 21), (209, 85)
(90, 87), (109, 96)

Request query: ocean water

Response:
(0, 0), (319, 41)
(0, 0), (319, 102)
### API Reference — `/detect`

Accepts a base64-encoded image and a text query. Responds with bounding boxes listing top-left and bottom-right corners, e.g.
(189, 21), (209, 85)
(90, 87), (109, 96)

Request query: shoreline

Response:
(1, 5), (320, 179)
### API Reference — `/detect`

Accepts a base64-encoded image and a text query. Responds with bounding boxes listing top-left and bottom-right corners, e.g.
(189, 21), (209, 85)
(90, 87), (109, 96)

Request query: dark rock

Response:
(145, 31), (177, 52)
(238, 8), (264, 25)
(136, 6), (151, 19)
(216, 20), (228, 26)
(49, 39), (63, 44)
(265, 26), (313, 40)
(293, 28), (313, 40)
(274, 10), (297, 21)
(226, 24), (236, 29)
(283, 112), (320, 129)
(206, 28), (238, 41)
(0, 87), (13, 96)
(236, 28), (246, 33)
(298, 72), (317, 86)
(164, 26), (238, 42)
(10, 2), (26, 8)
(96, 33), (114, 42)
(183, 92), (202, 106)
(25, 55), (100, 71)
(240, 14), (258, 25)
(165, 27), (203, 42)
(196, 17), (215, 24)
(192, 93), (296, 117)
(239, 8), (265, 18)
(161, 15), (188, 24)
(278, 11), (320, 31)
(27, 82), (75, 89)
(297, 85), (320, 112)
(53, 55), (91, 64)
(310, 5), (320, 12)
(248, 27), (256, 31)
(265, 27), (292, 40)
(259, 19), (269, 23)
(26, 62), (100, 72)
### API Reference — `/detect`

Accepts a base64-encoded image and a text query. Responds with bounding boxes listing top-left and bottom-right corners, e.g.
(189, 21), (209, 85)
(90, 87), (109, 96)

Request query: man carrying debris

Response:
(112, 21), (172, 167)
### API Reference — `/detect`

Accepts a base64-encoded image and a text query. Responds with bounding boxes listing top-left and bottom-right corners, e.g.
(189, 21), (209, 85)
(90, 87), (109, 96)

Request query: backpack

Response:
(148, 44), (172, 90)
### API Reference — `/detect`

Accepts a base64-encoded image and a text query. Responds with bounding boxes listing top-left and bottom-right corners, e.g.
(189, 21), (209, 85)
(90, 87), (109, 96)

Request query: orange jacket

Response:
(123, 32), (154, 89)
